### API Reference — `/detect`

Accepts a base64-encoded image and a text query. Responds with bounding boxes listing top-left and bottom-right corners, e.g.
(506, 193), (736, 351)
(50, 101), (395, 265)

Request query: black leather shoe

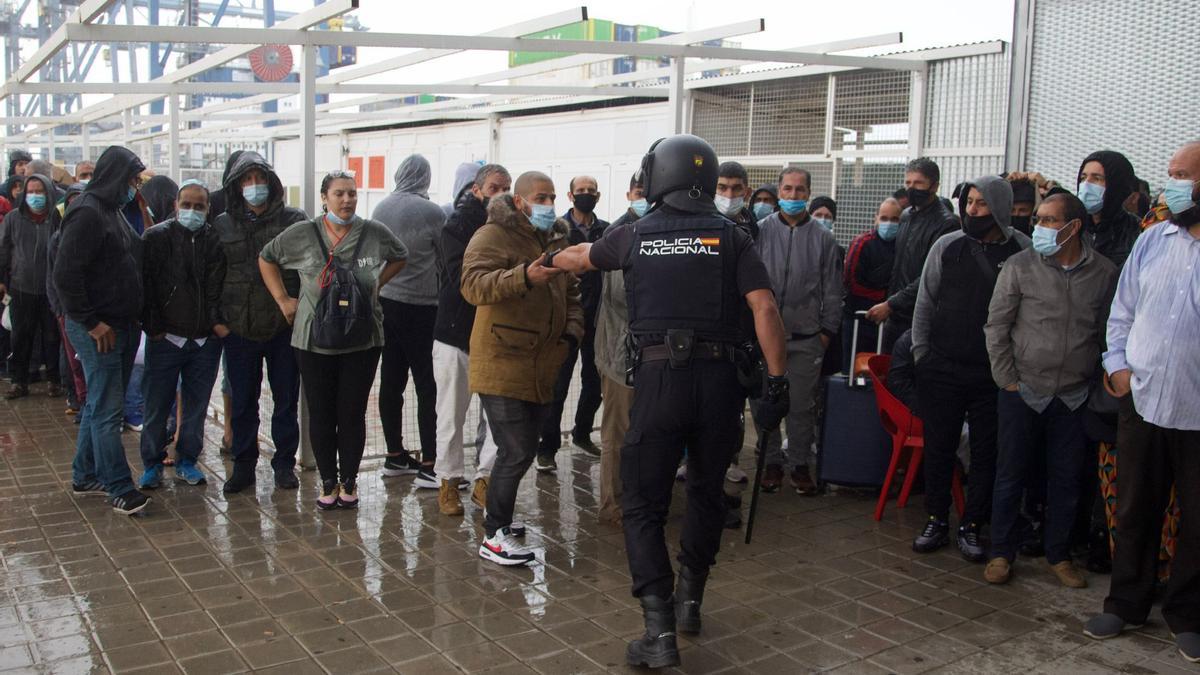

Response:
(675, 566), (708, 634)
(222, 465), (257, 494)
(626, 595), (680, 669)
(274, 469), (299, 490)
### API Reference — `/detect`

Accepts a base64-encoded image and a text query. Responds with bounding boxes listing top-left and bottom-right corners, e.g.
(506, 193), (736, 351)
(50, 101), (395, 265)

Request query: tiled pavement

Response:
(1, 390), (1195, 674)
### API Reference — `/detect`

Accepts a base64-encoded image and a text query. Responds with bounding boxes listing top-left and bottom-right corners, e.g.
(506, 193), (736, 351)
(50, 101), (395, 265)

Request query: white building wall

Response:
(274, 102), (670, 222)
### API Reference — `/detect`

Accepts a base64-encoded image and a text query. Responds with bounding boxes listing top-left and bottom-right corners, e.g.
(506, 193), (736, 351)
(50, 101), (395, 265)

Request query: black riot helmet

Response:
(640, 134), (719, 213)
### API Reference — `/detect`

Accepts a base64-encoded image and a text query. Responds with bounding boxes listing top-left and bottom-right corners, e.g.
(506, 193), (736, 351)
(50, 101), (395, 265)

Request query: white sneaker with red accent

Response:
(479, 527), (535, 566)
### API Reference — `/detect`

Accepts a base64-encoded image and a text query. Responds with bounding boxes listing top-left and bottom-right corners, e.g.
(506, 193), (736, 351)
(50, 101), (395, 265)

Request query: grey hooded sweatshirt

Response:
(441, 162), (478, 220)
(373, 154), (446, 306)
(912, 174), (1031, 366)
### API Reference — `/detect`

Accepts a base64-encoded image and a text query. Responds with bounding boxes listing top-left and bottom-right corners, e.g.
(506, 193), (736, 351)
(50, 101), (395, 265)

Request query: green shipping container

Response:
(509, 19), (616, 67)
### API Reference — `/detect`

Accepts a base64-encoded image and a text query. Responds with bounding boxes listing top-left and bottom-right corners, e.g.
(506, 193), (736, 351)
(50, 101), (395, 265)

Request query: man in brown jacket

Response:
(462, 171), (583, 566)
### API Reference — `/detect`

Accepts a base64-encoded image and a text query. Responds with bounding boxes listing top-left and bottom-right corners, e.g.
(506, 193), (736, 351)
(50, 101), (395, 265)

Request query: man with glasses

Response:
(983, 193), (1117, 587)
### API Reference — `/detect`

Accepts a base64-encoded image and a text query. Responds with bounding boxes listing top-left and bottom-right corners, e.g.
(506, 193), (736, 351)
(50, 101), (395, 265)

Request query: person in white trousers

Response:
(430, 339), (497, 516)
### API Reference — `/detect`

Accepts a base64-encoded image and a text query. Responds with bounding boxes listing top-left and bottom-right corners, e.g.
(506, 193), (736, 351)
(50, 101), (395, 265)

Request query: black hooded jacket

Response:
(140, 175), (179, 226)
(1078, 151), (1141, 269)
(212, 151), (306, 341)
(0, 174), (61, 295)
(432, 190), (489, 351)
(52, 145), (146, 330)
(45, 183), (87, 315)
(885, 196), (960, 325)
(207, 149), (246, 224)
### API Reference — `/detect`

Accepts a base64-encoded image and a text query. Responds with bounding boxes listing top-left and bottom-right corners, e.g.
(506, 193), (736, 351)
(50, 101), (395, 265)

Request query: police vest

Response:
(930, 234), (1023, 367)
(624, 209), (742, 344)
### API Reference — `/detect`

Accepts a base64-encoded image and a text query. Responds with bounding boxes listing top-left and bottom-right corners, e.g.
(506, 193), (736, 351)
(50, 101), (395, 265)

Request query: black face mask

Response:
(907, 187), (932, 208)
(572, 193), (598, 214)
(964, 214), (996, 240)
(1009, 215), (1032, 235)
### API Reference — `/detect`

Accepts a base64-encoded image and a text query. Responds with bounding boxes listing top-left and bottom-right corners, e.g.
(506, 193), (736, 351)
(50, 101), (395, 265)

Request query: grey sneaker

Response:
(1177, 632), (1200, 663)
(1083, 613), (1143, 640)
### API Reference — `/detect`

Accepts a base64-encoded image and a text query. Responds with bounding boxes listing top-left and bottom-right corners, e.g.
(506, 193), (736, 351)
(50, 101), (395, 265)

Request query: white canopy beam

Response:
(10, 82), (671, 97)
(60, 24), (925, 71)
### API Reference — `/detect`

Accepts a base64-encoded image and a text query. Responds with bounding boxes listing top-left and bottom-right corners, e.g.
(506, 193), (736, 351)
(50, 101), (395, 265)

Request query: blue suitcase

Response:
(817, 315), (891, 487)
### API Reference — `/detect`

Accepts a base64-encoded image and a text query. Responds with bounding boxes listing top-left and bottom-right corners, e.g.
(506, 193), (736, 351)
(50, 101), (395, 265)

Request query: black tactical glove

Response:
(753, 374), (790, 431)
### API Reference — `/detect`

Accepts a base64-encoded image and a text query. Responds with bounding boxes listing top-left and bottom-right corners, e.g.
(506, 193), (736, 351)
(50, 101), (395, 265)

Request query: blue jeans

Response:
(67, 320), (139, 498)
(139, 337), (222, 468)
(222, 330), (300, 472)
(990, 390), (1088, 564)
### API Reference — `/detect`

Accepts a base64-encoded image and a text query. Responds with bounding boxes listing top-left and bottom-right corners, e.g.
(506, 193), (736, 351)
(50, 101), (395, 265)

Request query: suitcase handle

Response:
(849, 310), (883, 388)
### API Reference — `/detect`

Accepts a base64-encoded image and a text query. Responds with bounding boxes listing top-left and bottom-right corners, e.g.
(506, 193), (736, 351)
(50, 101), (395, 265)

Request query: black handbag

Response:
(310, 220), (373, 350)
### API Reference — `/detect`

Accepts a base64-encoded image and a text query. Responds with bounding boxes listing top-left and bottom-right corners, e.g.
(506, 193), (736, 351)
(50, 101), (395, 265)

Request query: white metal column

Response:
(298, 41), (317, 470)
(81, 123), (90, 162)
(1005, 0), (1035, 171)
(487, 113), (501, 161)
(299, 43), (317, 215)
(47, 131), (56, 164)
(168, 94), (180, 181)
(907, 67), (928, 159)
(668, 56), (687, 134)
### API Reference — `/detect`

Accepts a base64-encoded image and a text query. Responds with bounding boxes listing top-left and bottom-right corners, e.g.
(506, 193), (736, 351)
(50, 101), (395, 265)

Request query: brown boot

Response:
(471, 477), (488, 509)
(790, 465), (817, 495)
(1050, 560), (1087, 588)
(439, 479), (464, 516)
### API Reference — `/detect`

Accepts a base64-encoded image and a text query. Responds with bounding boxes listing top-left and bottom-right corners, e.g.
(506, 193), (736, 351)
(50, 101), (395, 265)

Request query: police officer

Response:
(552, 134), (789, 669)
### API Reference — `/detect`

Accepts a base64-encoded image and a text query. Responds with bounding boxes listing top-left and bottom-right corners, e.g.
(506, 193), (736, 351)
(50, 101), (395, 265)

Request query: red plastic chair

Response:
(866, 355), (965, 522)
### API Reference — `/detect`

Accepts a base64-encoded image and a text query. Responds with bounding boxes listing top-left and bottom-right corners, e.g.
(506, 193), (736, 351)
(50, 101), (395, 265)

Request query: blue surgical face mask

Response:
(1032, 223), (1076, 257)
(630, 199), (649, 217)
(177, 208), (206, 231)
(243, 183), (270, 207)
(528, 203), (557, 232)
(24, 193), (46, 212)
(1163, 177), (1197, 215)
(877, 220), (900, 241)
(813, 216), (834, 231)
(1076, 181), (1105, 215)
(753, 202), (774, 220)
(779, 199), (807, 215)
(325, 210), (352, 226)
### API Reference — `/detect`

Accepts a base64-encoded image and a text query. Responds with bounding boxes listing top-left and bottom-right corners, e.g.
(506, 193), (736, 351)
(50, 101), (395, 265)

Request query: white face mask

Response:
(714, 195), (744, 216)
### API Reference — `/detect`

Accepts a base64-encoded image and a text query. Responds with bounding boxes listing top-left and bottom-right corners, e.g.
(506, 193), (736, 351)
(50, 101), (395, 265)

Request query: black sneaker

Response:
(572, 434), (601, 457)
(111, 490), (150, 515)
(71, 479), (107, 496)
(222, 466), (257, 494)
(535, 454), (557, 473)
(414, 467), (467, 490)
(912, 516), (950, 553)
(381, 452), (421, 477)
(957, 522), (986, 562)
(274, 469), (299, 490)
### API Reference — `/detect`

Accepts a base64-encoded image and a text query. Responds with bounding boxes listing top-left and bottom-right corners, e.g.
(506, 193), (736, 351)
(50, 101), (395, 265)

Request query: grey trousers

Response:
(752, 335), (825, 470)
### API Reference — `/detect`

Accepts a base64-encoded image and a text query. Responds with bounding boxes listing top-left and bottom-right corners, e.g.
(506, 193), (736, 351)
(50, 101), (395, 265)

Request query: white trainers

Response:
(675, 464), (687, 481)
(479, 528), (535, 566)
(726, 465), (748, 483)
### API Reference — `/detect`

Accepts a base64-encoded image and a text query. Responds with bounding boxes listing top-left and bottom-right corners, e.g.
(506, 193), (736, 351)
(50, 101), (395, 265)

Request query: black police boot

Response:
(723, 494), (742, 530)
(675, 566), (708, 634)
(625, 595), (680, 669)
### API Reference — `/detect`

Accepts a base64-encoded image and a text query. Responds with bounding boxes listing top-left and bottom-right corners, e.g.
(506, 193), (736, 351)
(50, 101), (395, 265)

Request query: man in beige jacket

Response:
(461, 171), (583, 566)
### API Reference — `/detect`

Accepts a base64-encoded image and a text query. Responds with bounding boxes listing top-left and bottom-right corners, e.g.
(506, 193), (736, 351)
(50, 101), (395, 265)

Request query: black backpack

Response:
(310, 220), (373, 350)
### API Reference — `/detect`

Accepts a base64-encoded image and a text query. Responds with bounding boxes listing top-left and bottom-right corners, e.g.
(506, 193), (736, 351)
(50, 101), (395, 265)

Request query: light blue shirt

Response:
(1103, 220), (1200, 430)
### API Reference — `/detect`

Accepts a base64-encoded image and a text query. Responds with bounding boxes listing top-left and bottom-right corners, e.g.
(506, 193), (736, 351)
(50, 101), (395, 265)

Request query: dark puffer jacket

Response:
(53, 145), (146, 330)
(142, 217), (226, 339)
(432, 191), (489, 352)
(212, 151), (306, 342)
